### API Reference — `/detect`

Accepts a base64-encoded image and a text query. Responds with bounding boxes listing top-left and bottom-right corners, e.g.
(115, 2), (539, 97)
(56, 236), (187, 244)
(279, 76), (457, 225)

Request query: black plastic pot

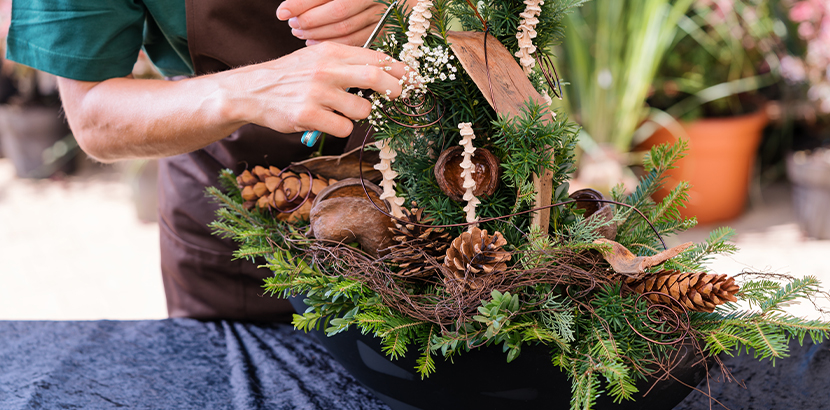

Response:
(0, 104), (75, 178)
(289, 297), (707, 410)
(787, 149), (830, 239)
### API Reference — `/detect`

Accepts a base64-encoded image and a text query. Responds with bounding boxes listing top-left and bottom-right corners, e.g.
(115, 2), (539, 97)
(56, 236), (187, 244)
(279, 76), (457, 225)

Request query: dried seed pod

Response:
(310, 179), (393, 256)
(252, 165), (271, 180)
(434, 146), (500, 201)
(292, 146), (383, 182)
(312, 178), (385, 208)
(238, 170), (258, 186)
(241, 185), (257, 201)
(570, 188), (617, 240)
(265, 176), (282, 192)
(252, 182), (269, 198)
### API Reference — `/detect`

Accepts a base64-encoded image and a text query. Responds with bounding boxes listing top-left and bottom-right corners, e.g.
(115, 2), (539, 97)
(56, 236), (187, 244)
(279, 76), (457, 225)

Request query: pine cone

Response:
(627, 271), (740, 313)
(237, 166), (332, 223)
(444, 227), (511, 289)
(385, 207), (452, 278)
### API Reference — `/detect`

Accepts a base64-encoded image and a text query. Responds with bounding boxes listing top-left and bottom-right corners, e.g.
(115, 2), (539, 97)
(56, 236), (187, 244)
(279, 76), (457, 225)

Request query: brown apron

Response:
(158, 0), (362, 321)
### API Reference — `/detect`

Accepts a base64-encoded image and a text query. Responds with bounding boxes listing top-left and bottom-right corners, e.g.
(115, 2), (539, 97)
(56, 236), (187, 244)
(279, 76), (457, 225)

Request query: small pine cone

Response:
(627, 271), (740, 313)
(236, 166), (331, 223)
(386, 207), (452, 278)
(443, 227), (511, 289)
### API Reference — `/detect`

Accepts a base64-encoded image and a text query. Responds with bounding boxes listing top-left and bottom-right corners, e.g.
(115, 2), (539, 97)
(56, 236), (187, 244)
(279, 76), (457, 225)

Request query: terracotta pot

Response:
(643, 109), (768, 224)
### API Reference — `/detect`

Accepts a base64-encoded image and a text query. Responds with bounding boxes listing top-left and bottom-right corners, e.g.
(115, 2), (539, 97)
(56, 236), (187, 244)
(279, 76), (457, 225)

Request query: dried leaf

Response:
(594, 238), (693, 276)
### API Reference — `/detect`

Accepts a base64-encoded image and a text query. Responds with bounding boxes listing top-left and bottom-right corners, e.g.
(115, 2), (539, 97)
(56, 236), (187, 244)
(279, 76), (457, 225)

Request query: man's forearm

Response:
(59, 74), (244, 163)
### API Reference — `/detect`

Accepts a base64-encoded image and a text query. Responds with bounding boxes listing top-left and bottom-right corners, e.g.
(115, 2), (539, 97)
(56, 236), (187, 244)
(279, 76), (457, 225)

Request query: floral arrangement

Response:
(208, 1), (830, 408)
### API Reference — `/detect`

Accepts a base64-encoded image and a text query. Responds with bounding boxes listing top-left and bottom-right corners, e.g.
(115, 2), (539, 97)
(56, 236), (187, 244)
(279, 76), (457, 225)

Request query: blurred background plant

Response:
(777, 0), (830, 239)
(780, 0), (830, 115)
(778, 0), (830, 149)
(648, 0), (787, 120)
(637, 0), (792, 224)
(556, 0), (800, 224)
(554, 0), (695, 192)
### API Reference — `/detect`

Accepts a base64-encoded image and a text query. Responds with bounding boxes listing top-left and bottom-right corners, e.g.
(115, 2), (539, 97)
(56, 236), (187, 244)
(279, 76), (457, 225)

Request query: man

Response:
(7, 0), (406, 321)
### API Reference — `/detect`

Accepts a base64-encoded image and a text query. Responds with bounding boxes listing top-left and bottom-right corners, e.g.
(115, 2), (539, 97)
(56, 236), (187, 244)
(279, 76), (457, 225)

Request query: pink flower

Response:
(790, 1), (816, 22)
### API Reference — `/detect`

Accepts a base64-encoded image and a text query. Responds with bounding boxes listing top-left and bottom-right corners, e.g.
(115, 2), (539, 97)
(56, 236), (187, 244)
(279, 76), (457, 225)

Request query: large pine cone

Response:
(385, 207), (452, 278)
(237, 166), (334, 223)
(444, 227), (511, 289)
(627, 271), (740, 313)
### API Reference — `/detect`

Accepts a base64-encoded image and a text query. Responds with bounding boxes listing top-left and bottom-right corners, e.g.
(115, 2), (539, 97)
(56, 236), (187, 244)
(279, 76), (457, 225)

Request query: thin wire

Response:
(623, 291), (691, 346)
(536, 53), (564, 100)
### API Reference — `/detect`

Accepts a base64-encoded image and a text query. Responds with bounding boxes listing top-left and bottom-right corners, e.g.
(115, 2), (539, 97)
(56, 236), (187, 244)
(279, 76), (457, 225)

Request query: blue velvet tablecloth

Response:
(0, 319), (828, 409)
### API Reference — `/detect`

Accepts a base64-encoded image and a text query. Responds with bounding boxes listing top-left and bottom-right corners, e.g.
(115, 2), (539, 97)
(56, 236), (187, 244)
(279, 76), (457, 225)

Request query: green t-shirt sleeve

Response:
(6, 1), (146, 81)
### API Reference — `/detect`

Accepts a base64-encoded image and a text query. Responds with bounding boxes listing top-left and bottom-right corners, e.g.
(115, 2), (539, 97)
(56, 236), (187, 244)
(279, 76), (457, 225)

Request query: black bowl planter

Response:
(289, 297), (708, 410)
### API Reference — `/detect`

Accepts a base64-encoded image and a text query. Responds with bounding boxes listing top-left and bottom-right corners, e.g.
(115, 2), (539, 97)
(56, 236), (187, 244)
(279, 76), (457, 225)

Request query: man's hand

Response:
(229, 42), (406, 137)
(276, 0), (390, 46)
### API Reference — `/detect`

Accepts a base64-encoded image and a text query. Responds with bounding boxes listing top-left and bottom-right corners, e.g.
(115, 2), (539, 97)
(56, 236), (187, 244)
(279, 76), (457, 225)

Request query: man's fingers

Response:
(276, 0), (328, 21)
(322, 91), (373, 121)
(291, 10), (378, 46)
(310, 43), (405, 80)
(297, 111), (356, 138)
(288, 0), (379, 31)
(337, 65), (403, 100)
(302, 25), (375, 47)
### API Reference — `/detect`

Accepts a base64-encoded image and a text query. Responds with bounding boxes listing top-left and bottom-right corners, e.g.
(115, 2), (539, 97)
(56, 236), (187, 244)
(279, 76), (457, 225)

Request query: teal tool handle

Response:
(301, 130), (323, 147)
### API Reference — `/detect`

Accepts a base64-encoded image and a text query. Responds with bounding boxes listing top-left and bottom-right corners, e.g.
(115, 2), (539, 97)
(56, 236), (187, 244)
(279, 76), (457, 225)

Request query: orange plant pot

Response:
(644, 109), (768, 224)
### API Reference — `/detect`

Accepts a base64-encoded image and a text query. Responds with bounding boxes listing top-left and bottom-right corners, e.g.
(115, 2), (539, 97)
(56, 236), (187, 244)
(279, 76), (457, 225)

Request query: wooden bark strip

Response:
(292, 146), (382, 182)
(446, 31), (555, 232)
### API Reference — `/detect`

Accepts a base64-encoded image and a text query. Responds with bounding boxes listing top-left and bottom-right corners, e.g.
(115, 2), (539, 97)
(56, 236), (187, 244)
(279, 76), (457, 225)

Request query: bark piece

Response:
(569, 188), (617, 240)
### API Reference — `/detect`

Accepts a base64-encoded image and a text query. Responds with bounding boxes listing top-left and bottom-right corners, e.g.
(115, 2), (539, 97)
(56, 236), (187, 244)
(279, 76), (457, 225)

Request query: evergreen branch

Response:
(760, 276), (821, 313)
(570, 367), (600, 410)
(416, 325), (437, 379)
(233, 246), (273, 260)
(381, 320), (429, 337)
(753, 322), (783, 361)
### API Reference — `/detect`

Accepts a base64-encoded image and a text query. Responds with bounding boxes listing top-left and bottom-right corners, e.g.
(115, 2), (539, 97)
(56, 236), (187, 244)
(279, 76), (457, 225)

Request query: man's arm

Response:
(59, 43), (404, 163)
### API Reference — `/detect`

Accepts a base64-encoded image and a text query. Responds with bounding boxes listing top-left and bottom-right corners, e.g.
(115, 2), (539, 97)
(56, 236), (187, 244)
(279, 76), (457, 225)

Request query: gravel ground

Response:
(1, 155), (828, 321)
(0, 157), (166, 320)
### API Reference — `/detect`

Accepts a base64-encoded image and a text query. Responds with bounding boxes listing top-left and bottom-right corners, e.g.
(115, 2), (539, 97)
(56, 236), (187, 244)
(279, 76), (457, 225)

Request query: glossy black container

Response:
(289, 297), (706, 410)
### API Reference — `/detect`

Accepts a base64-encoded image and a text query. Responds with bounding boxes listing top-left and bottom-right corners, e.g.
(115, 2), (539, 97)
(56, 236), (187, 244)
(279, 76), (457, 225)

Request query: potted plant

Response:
(644, 0), (788, 224)
(208, 1), (830, 409)
(778, 0), (830, 239)
(555, 0), (695, 192)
